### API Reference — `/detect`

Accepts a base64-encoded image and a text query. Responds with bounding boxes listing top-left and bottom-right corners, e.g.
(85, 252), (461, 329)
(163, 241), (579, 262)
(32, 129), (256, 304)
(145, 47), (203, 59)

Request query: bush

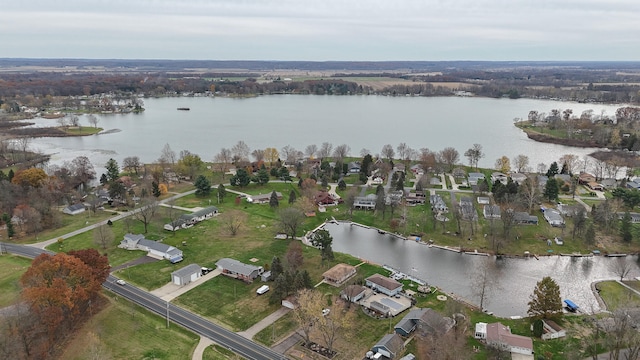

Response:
(532, 318), (544, 337)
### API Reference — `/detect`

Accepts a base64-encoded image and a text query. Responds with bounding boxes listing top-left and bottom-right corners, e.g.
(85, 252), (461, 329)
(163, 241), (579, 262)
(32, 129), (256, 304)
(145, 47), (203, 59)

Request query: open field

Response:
(596, 280), (640, 311)
(58, 294), (199, 360)
(0, 255), (32, 307)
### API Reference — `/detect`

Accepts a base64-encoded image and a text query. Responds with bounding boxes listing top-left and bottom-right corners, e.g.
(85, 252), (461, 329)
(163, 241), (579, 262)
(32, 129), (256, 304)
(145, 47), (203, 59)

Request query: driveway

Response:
(237, 307), (291, 339)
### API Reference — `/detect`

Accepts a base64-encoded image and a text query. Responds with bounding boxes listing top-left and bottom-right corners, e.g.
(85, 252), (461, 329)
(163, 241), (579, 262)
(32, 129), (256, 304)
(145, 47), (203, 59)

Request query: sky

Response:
(2, 0), (640, 61)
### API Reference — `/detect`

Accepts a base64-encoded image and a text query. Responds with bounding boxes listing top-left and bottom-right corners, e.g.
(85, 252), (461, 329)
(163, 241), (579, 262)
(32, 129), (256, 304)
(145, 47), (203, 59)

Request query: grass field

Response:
(596, 280), (640, 311)
(59, 294), (199, 360)
(0, 255), (32, 307)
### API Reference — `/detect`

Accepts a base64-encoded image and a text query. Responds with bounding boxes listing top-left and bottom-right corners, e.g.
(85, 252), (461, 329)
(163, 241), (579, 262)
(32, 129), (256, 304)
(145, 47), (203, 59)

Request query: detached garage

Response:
(171, 263), (202, 286)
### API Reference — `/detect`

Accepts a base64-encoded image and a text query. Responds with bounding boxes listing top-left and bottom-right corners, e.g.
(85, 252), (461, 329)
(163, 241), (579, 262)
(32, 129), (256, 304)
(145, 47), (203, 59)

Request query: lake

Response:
(26, 95), (621, 173)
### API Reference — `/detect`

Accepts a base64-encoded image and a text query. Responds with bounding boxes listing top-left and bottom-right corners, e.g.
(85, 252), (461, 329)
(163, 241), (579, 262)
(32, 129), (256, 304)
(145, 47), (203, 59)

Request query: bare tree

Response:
(87, 114), (100, 128)
(277, 207), (305, 239)
(232, 140), (250, 164)
(396, 142), (408, 161)
(219, 209), (246, 236)
(122, 156), (142, 175)
(316, 297), (355, 352)
(464, 143), (484, 170)
(251, 149), (265, 162)
(213, 148), (233, 179)
(318, 142), (333, 160)
(332, 144), (350, 162)
(439, 147), (459, 172)
(610, 258), (633, 281)
(164, 198), (181, 232)
(160, 143), (177, 171)
(280, 145), (299, 165)
(537, 162), (547, 174)
(286, 241), (304, 271)
(304, 144), (318, 159)
(381, 144), (395, 160)
(93, 224), (115, 249)
(559, 154), (580, 175)
(513, 154), (530, 173)
(133, 199), (158, 233)
(69, 115), (80, 127)
(57, 116), (67, 128)
(603, 309), (640, 360)
(472, 257), (499, 310)
(292, 289), (324, 346)
(518, 176), (540, 214)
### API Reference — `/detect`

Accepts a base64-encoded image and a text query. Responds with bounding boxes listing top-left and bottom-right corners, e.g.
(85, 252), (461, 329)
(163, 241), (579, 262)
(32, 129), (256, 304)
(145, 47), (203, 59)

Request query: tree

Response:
(513, 154), (530, 173)
(439, 147), (459, 172)
(610, 258), (633, 281)
(288, 190), (297, 205)
(252, 168), (269, 185)
(87, 114), (99, 128)
(251, 149), (265, 162)
(518, 176), (540, 213)
(472, 258), (498, 311)
(271, 256), (284, 280)
(230, 168), (251, 187)
(152, 181), (161, 197)
(219, 209), (246, 236)
(269, 190), (280, 208)
(584, 223), (596, 245)
(318, 142), (333, 159)
(332, 144), (350, 162)
(278, 207), (305, 238)
(304, 144), (318, 159)
(177, 151), (203, 180)
(105, 158), (120, 182)
(527, 276), (562, 319)
(310, 229), (334, 264)
(2, 213), (15, 238)
(133, 198), (158, 233)
(217, 184), (226, 203)
(213, 148), (233, 179)
(292, 288), (324, 346)
(494, 156), (511, 173)
(543, 177), (559, 202)
(93, 224), (114, 250)
(546, 161), (559, 177)
(70, 155), (96, 185)
(11, 168), (48, 188)
(67, 248), (111, 286)
(194, 175), (211, 197)
(122, 156), (142, 175)
(263, 147), (279, 166)
(337, 179), (346, 191)
(286, 241), (304, 271)
(381, 144), (395, 160)
(231, 140), (250, 164)
(316, 297), (355, 352)
(464, 143), (484, 170)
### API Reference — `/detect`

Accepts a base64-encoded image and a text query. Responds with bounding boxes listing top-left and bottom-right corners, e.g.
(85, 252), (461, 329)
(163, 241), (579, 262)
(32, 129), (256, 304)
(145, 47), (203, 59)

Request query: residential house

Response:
(627, 179), (640, 190)
(491, 172), (508, 185)
(341, 285), (367, 303)
(430, 194), (448, 212)
(541, 319), (566, 340)
(405, 192), (426, 205)
(322, 263), (357, 286)
(453, 167), (467, 179)
(541, 208), (564, 227)
(429, 177), (441, 186)
(371, 333), (404, 359)
(394, 164), (406, 173)
(600, 178), (617, 189)
(578, 172), (596, 185)
(554, 174), (572, 185)
(119, 233), (183, 263)
(537, 175), (549, 189)
(171, 263), (202, 286)
(215, 258), (263, 283)
(468, 172), (485, 186)
(315, 191), (339, 206)
(410, 164), (424, 175)
(460, 197), (478, 221)
(366, 274), (403, 296)
(369, 301), (392, 317)
(513, 212), (539, 225)
(475, 322), (534, 356)
(247, 192), (282, 204)
(587, 182), (604, 191)
(354, 194), (378, 210)
(557, 203), (585, 217)
(164, 206), (218, 231)
(63, 203), (86, 215)
(510, 172), (528, 185)
(483, 205), (501, 219)
(398, 355), (416, 360)
(617, 212), (640, 223)
(395, 308), (430, 336)
(348, 162), (361, 174)
(282, 295), (299, 310)
(386, 190), (404, 205)
(477, 197), (490, 205)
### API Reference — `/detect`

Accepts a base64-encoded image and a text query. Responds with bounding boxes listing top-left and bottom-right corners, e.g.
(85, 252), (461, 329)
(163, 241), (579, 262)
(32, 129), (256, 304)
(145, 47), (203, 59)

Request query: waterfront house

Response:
(341, 285), (367, 303)
(348, 162), (361, 173)
(394, 308), (454, 337)
(617, 212), (640, 223)
(354, 194), (378, 210)
(430, 194), (448, 212)
(475, 322), (533, 356)
(578, 172), (596, 185)
(513, 211), (539, 225)
(215, 258), (263, 283)
(366, 274), (403, 296)
(322, 263), (357, 286)
(541, 208), (564, 227)
(460, 197), (478, 221)
(468, 172), (485, 186)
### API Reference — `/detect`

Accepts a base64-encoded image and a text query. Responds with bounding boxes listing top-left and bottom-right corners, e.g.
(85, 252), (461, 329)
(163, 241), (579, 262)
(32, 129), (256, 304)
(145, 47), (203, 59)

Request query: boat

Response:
(177, 107), (190, 111)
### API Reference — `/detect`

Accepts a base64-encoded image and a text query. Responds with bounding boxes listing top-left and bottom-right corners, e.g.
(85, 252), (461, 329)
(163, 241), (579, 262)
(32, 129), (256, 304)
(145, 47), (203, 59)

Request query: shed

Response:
(63, 203), (86, 215)
(171, 263), (202, 286)
(322, 263), (357, 286)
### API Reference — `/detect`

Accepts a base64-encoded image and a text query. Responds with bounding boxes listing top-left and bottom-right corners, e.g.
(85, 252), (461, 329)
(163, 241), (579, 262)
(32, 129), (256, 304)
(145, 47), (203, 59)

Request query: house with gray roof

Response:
(542, 208), (564, 227)
(63, 203), (86, 215)
(354, 194), (377, 210)
(119, 233), (183, 263)
(483, 205), (501, 219)
(164, 206), (218, 231)
(171, 263), (202, 286)
(372, 333), (404, 359)
(430, 194), (448, 212)
(468, 172), (485, 186)
(366, 273), (403, 296)
(513, 211), (539, 225)
(247, 192), (282, 204)
(215, 258), (263, 283)
(395, 307), (455, 337)
(460, 197), (478, 221)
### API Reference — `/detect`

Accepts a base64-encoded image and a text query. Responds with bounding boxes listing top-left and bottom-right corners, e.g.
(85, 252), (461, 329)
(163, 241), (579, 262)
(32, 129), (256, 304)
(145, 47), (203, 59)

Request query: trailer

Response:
(256, 285), (270, 295)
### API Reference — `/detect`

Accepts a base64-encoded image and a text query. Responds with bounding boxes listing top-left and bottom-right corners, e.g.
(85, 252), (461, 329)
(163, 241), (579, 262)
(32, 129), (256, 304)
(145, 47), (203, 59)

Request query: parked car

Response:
(116, 279), (126, 285)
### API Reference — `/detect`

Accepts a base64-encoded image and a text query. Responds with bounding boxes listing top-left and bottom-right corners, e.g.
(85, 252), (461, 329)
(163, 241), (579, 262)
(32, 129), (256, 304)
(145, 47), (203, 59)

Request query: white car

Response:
(116, 279), (126, 286)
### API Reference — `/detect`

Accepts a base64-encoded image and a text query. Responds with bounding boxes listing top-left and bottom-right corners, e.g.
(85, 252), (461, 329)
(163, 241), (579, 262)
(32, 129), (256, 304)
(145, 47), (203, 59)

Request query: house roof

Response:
(249, 192), (282, 202)
(172, 263), (202, 277)
(341, 284), (366, 298)
(373, 333), (404, 355)
(483, 205), (501, 216)
(65, 203), (85, 211)
(322, 263), (356, 281)
(419, 308), (455, 335)
(395, 308), (427, 334)
(370, 301), (391, 314)
(543, 319), (563, 332)
(486, 322), (533, 351)
(192, 206), (218, 217)
(138, 238), (180, 255)
(124, 233), (145, 243)
(215, 258), (261, 276)
(366, 273), (403, 291)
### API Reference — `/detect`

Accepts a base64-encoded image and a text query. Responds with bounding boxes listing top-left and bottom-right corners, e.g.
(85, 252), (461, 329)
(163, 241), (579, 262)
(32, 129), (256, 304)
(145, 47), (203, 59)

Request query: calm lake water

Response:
(24, 95), (637, 316)
(27, 95), (621, 173)
(326, 222), (640, 317)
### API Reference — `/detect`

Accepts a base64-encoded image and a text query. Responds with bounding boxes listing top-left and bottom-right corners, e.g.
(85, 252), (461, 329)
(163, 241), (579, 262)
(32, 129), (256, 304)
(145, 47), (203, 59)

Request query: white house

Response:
(476, 322), (533, 356)
(541, 319), (566, 340)
(365, 273), (403, 297)
(171, 263), (202, 285)
(542, 208), (565, 227)
(119, 233), (183, 263)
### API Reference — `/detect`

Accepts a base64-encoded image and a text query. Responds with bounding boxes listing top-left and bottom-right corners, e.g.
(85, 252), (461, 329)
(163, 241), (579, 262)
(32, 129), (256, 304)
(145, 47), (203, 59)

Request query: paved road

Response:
(3, 241), (286, 360)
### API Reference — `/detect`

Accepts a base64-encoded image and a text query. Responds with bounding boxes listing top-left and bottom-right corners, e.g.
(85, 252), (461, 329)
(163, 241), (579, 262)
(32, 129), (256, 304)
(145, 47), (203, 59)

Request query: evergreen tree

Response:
(230, 168), (251, 187)
(194, 175), (211, 197)
(620, 211), (633, 243)
(0, 170), (6, 181)
(271, 256), (284, 280)
(527, 276), (563, 319)
(99, 173), (108, 185)
(279, 167), (291, 182)
(105, 158), (120, 182)
(311, 229), (334, 264)
(269, 190), (279, 208)
(152, 181), (161, 197)
(543, 178), (559, 201)
(560, 162), (569, 175)
(269, 273), (287, 304)
(546, 162), (559, 177)
(253, 168), (269, 185)
(8, 169), (14, 182)
(585, 223), (596, 245)
(289, 190), (297, 204)
(321, 175), (328, 188)
(217, 184), (226, 202)
(337, 179), (346, 190)
(361, 154), (373, 176)
(2, 213), (15, 238)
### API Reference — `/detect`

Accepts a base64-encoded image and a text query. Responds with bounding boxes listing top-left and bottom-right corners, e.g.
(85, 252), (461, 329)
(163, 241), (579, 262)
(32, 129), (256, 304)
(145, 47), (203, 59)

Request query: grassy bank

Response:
(0, 255), (32, 307)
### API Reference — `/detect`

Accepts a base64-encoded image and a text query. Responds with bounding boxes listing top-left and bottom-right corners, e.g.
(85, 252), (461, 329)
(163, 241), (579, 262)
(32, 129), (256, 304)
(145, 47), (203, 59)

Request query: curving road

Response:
(1, 242), (285, 360)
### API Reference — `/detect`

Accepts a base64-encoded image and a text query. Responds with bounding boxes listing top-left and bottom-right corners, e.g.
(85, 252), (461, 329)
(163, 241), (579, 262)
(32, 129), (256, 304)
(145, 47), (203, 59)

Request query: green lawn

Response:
(253, 312), (298, 346)
(596, 280), (640, 311)
(16, 210), (113, 244)
(202, 344), (237, 360)
(60, 294), (199, 360)
(0, 255), (32, 307)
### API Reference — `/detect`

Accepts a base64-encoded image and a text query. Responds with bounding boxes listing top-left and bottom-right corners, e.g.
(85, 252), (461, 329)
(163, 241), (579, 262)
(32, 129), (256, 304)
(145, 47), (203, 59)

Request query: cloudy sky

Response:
(2, 0), (639, 61)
